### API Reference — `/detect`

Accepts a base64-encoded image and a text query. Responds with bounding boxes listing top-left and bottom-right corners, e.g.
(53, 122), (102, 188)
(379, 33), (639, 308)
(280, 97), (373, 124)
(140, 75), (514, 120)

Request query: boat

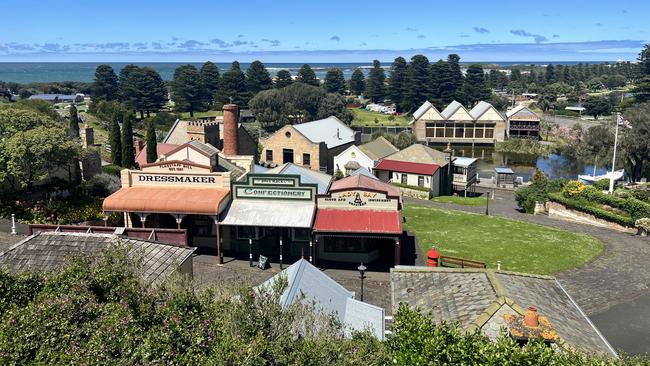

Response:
(578, 169), (625, 184)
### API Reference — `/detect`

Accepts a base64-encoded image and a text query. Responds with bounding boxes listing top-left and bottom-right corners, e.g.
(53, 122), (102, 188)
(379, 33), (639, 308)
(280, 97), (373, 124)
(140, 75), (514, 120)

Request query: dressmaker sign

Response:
(131, 172), (224, 187)
(232, 174), (317, 201)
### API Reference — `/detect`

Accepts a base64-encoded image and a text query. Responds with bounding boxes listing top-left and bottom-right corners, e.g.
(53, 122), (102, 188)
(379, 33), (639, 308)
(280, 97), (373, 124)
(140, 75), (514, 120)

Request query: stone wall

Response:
(547, 201), (636, 233)
(399, 186), (431, 200)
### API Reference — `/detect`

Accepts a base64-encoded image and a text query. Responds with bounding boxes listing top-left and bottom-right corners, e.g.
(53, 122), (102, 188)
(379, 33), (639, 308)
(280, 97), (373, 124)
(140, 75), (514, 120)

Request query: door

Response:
(283, 149), (294, 163)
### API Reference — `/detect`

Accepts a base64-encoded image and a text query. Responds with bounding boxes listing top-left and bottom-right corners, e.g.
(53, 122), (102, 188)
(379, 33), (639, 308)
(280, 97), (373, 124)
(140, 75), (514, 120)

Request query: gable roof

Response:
(506, 105), (541, 121)
(330, 173), (401, 197)
(374, 159), (439, 176)
(257, 259), (385, 339)
(293, 116), (356, 149)
(0, 232), (195, 287)
(265, 162), (333, 194)
(390, 267), (616, 357)
(469, 101), (502, 120)
(358, 137), (399, 161)
(349, 166), (376, 178)
(441, 100), (465, 119)
(383, 143), (449, 166)
(412, 101), (438, 120)
(135, 143), (179, 166)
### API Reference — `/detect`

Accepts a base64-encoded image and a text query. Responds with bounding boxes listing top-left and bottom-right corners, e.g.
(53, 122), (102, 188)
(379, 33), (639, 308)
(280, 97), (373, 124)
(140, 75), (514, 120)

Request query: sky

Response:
(1, 0), (648, 62)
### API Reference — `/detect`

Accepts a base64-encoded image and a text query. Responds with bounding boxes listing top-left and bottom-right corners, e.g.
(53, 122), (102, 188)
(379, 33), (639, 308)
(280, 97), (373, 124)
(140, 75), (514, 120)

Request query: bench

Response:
(438, 255), (486, 269)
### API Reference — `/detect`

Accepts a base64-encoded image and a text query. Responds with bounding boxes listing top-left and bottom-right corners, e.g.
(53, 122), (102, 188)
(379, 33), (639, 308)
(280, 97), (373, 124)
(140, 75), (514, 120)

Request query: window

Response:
(265, 149), (273, 161)
(485, 128), (494, 139)
(236, 227), (265, 240)
(475, 124), (485, 138)
(285, 131), (292, 138)
(324, 236), (371, 253)
(418, 176), (425, 187)
(283, 149), (294, 163)
(401, 173), (407, 184)
(455, 126), (465, 138)
(445, 123), (454, 138)
(302, 153), (311, 167)
(292, 228), (311, 241)
(192, 217), (213, 236)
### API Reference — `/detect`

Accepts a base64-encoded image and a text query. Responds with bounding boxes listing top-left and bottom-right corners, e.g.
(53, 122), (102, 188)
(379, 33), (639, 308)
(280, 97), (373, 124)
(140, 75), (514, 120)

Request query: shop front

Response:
(220, 174), (318, 267)
(314, 175), (403, 266)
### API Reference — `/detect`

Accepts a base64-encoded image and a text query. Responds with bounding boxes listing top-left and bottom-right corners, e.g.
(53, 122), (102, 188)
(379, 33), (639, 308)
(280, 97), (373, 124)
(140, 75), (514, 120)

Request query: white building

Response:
(333, 137), (398, 176)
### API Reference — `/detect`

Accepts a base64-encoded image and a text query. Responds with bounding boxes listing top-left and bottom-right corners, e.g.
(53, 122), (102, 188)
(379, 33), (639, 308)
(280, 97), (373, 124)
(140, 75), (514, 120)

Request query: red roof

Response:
(330, 174), (401, 197)
(374, 159), (439, 176)
(135, 143), (179, 167)
(314, 209), (402, 235)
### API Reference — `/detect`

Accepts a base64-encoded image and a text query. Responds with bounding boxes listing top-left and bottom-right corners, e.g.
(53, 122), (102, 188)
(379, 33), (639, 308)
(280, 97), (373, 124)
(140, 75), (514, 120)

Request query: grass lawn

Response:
(403, 203), (603, 275)
(431, 195), (490, 206)
(180, 110), (223, 119)
(349, 108), (411, 127)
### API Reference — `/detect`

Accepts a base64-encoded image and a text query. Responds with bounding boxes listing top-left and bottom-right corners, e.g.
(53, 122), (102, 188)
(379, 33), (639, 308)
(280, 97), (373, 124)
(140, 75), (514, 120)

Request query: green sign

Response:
(232, 173), (317, 201)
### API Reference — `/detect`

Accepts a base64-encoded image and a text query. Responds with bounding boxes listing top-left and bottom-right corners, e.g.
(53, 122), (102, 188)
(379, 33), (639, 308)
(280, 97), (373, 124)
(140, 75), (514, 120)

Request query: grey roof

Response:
(469, 101), (500, 120)
(216, 155), (246, 181)
(293, 116), (356, 149)
(506, 105), (540, 120)
(221, 200), (315, 228)
(358, 136), (399, 161)
(452, 157), (477, 168)
(441, 100), (465, 119)
(258, 259), (385, 339)
(413, 101), (435, 120)
(495, 167), (514, 174)
(28, 94), (79, 101)
(265, 163), (333, 194)
(391, 267), (616, 357)
(384, 143), (449, 166)
(349, 167), (376, 178)
(0, 232), (195, 287)
(188, 140), (219, 157)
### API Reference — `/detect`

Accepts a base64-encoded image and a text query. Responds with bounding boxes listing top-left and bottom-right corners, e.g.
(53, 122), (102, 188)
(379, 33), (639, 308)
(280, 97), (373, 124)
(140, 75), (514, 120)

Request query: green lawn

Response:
(350, 108), (411, 127)
(431, 195), (490, 206)
(403, 204), (603, 274)
(180, 110), (223, 119)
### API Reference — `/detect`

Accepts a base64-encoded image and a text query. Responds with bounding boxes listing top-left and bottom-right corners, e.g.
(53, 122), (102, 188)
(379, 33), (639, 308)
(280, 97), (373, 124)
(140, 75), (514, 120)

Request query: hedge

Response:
(549, 193), (635, 227)
(391, 182), (432, 193)
(579, 188), (650, 221)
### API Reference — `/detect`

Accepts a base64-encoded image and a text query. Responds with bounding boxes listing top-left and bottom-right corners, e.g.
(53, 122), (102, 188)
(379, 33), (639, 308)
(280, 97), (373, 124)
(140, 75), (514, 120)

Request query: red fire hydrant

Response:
(427, 246), (440, 267)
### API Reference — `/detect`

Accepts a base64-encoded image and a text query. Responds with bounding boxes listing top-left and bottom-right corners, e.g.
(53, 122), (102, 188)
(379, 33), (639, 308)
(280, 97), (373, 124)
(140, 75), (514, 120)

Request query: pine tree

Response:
(403, 55), (430, 112)
(349, 69), (365, 96)
(109, 117), (122, 166)
(246, 60), (272, 96)
(387, 57), (408, 110)
(274, 69), (293, 88)
(117, 64), (141, 111)
(447, 54), (464, 102)
(365, 60), (386, 103)
(215, 61), (247, 107)
(67, 104), (80, 138)
(463, 64), (490, 106)
(121, 113), (136, 168)
(633, 44), (650, 102)
(297, 64), (319, 86)
(145, 120), (157, 164)
(92, 65), (119, 101)
(139, 67), (167, 118)
(200, 61), (220, 106)
(545, 64), (556, 83)
(323, 69), (346, 94)
(171, 64), (203, 117)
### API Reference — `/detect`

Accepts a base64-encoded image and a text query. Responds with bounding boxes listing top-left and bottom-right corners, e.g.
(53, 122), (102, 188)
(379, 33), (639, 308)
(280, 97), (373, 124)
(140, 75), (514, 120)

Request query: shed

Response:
(495, 167), (515, 188)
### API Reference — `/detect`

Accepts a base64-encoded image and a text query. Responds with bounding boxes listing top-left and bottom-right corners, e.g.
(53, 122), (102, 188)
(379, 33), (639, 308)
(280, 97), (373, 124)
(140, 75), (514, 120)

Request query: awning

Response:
(103, 186), (230, 216)
(220, 200), (315, 228)
(314, 209), (402, 235)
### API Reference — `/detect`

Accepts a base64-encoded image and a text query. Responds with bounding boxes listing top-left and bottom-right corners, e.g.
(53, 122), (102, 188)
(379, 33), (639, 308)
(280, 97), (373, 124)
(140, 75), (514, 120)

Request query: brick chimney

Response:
(135, 139), (145, 156)
(222, 104), (239, 156)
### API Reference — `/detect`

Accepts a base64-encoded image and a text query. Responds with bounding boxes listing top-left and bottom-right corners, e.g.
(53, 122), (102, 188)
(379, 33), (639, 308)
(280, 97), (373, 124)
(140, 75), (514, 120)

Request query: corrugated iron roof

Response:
(330, 174), (401, 197)
(374, 159), (439, 176)
(220, 200), (315, 228)
(265, 163), (333, 194)
(383, 144), (449, 166)
(358, 137), (399, 161)
(103, 186), (230, 215)
(441, 100), (464, 119)
(293, 116), (356, 149)
(314, 209), (402, 234)
(413, 101), (435, 120)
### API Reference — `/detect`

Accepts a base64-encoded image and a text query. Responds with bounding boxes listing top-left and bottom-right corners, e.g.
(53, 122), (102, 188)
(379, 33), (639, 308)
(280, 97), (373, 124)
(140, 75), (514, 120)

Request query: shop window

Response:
(193, 217), (213, 236)
(265, 150), (273, 161)
(236, 227), (265, 240)
(418, 176), (425, 187)
(401, 173), (407, 184)
(324, 237), (370, 253)
(292, 228), (311, 241)
(302, 153), (311, 167)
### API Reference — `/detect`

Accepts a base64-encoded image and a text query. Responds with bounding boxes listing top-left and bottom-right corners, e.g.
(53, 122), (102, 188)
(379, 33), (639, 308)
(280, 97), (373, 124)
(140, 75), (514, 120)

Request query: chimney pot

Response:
(222, 104), (239, 156)
(524, 306), (539, 327)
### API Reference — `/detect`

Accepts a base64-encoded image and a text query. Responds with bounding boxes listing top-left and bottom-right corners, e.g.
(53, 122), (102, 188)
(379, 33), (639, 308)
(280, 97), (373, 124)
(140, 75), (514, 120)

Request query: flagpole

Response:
(608, 113), (619, 194)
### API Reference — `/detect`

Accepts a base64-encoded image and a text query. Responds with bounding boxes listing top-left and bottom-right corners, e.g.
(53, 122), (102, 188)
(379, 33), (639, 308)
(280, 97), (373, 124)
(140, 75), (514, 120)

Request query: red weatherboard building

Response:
(314, 174), (403, 266)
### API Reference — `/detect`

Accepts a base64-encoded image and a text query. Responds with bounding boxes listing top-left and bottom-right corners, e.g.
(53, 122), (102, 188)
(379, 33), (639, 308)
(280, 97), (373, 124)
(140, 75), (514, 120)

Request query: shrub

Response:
(593, 179), (611, 191)
(562, 180), (588, 198)
(83, 173), (121, 197)
(514, 171), (565, 213)
(549, 193), (635, 227)
(101, 164), (123, 176)
(636, 218), (650, 232)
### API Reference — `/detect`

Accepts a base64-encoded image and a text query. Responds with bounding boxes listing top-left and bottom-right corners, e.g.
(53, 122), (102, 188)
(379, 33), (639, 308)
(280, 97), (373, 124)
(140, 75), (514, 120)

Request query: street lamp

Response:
(358, 262), (367, 302)
(485, 190), (490, 216)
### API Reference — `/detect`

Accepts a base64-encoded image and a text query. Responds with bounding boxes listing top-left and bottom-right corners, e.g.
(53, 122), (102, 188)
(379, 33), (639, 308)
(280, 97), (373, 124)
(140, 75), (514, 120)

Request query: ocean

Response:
(0, 61), (611, 84)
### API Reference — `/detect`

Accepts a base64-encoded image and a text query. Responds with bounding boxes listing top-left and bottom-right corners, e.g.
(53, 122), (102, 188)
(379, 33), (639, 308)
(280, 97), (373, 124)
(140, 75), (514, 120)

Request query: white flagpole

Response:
(608, 113), (619, 194)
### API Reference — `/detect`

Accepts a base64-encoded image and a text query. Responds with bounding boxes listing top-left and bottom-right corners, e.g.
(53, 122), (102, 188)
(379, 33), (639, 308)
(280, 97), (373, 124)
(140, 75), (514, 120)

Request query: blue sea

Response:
(0, 61), (611, 84)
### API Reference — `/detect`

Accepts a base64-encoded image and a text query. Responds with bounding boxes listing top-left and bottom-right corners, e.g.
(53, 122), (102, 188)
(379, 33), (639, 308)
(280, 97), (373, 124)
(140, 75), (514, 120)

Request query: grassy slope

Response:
(403, 203), (603, 274)
(349, 108), (411, 127)
(431, 196), (491, 206)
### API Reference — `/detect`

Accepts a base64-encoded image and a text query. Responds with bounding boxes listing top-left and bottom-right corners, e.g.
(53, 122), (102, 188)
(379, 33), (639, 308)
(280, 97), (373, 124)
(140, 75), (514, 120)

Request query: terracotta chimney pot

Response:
(524, 306), (539, 327)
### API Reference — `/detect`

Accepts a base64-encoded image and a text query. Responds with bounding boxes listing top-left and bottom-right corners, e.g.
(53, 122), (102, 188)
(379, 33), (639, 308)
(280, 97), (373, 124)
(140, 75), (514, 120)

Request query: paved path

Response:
(406, 191), (650, 355)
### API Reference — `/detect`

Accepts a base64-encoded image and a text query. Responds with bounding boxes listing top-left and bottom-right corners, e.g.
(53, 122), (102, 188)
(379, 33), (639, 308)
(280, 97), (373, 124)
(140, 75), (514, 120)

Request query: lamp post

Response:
(249, 236), (253, 267)
(10, 214), (17, 235)
(358, 262), (367, 302)
(485, 190), (490, 216)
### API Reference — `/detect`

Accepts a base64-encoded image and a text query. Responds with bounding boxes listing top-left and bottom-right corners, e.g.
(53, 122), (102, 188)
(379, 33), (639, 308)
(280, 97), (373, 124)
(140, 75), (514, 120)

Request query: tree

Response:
(145, 120), (157, 164)
(349, 69), (365, 96)
(365, 60), (386, 103)
(316, 93), (353, 122)
(545, 64), (556, 83)
(215, 61), (247, 107)
(583, 96), (611, 120)
(296, 64), (319, 86)
(109, 116), (122, 166)
(463, 64), (490, 106)
(403, 55), (430, 112)
(171, 64), (204, 117)
(323, 69), (346, 94)
(429, 60), (454, 105)
(274, 69), (293, 89)
(621, 103), (650, 181)
(246, 60), (273, 96)
(633, 44), (650, 102)
(67, 104), (80, 138)
(387, 57), (408, 110)
(121, 113), (135, 168)
(138, 67), (167, 118)
(447, 54), (464, 102)
(92, 65), (119, 101)
(200, 61), (220, 106)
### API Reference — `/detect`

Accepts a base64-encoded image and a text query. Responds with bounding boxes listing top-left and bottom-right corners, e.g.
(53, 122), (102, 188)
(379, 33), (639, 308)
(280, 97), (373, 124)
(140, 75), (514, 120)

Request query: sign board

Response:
(130, 171), (226, 187)
(258, 255), (269, 270)
(232, 173), (317, 202)
(317, 190), (398, 210)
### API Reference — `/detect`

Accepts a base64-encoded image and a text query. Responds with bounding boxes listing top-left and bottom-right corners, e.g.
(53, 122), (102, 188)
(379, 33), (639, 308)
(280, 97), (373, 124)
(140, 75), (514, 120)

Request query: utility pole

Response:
(608, 113), (619, 194)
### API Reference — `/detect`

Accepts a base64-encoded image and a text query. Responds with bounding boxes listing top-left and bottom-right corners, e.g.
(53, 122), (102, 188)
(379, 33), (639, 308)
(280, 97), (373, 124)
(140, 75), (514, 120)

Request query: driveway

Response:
(406, 191), (650, 355)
